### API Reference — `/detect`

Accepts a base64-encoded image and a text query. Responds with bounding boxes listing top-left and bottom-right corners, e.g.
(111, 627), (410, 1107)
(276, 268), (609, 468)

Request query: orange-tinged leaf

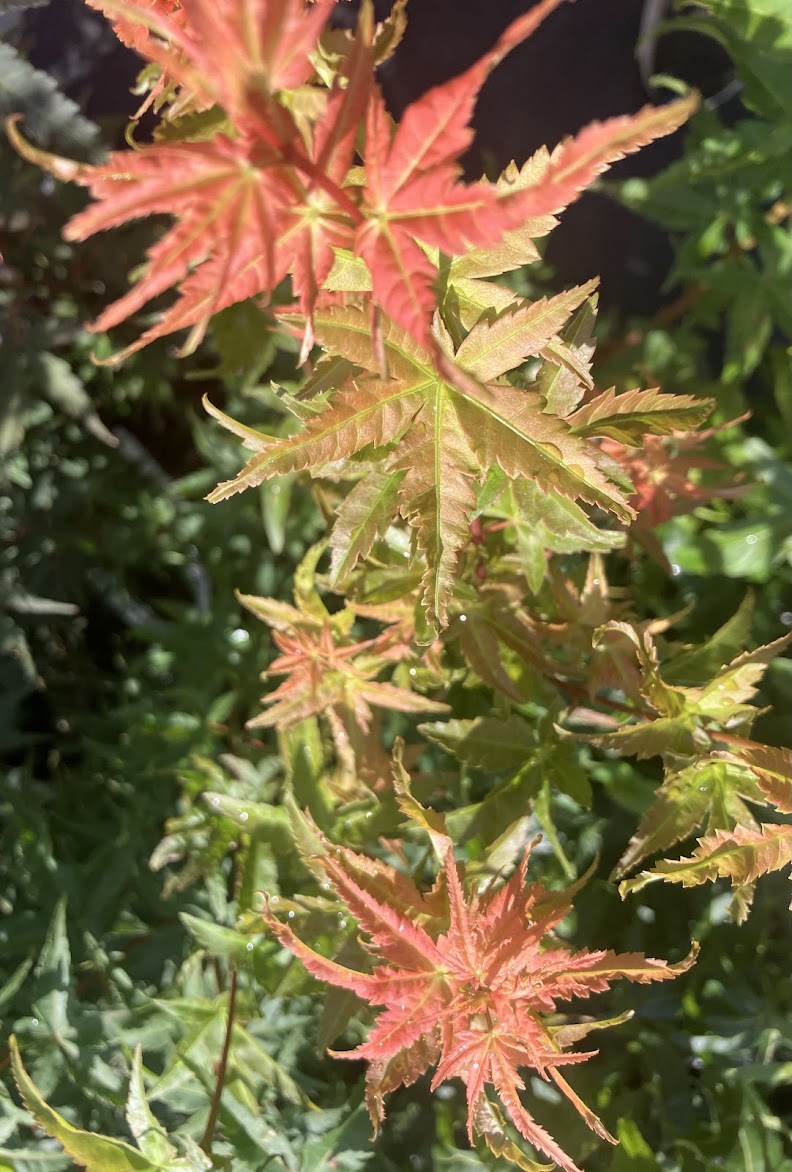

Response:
(723, 744), (792, 813)
(236, 582), (446, 732)
(455, 280), (598, 383)
(567, 387), (715, 445)
(353, 0), (567, 347)
(62, 135), (292, 362)
(275, 13), (375, 354)
(25, 0), (354, 360)
(514, 94), (700, 219)
(537, 294), (598, 417)
(600, 420), (747, 528)
(91, 0), (336, 112)
(620, 824), (792, 900)
(266, 834), (696, 1168)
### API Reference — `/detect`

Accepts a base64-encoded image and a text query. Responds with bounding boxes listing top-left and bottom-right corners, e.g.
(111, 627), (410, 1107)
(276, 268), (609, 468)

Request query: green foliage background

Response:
(1, 1), (791, 1169)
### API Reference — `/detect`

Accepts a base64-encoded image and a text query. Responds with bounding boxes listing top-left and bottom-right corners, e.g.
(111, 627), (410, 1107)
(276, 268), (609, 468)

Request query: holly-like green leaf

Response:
(10, 1038), (169, 1171)
(125, 1050), (185, 1168)
(29, 898), (72, 1049)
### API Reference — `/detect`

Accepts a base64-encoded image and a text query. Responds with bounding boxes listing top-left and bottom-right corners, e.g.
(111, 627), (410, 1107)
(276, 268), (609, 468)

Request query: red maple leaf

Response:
(63, 134), (295, 361)
(353, 0), (566, 349)
(87, 0), (335, 114)
(600, 421), (747, 529)
(266, 833), (696, 1170)
(14, 0), (697, 364)
(237, 591), (447, 733)
(41, 0), (346, 361)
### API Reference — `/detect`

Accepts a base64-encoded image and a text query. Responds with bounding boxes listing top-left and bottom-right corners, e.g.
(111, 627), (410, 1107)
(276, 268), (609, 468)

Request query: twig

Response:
(200, 964), (239, 1156)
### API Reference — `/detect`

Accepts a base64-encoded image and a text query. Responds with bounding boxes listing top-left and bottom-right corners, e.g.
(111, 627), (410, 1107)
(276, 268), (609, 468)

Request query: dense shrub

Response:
(1, 2), (790, 1169)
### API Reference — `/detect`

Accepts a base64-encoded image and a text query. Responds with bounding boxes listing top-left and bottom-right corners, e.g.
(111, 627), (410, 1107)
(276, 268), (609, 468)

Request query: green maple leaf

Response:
(484, 476), (624, 593)
(619, 823), (792, 922)
(207, 304), (632, 627)
(610, 755), (767, 881)
(567, 386), (715, 444)
(575, 625), (792, 760)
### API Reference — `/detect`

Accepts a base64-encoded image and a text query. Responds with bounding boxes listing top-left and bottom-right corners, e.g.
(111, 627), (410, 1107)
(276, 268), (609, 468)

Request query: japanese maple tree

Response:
(9, 0), (791, 1167)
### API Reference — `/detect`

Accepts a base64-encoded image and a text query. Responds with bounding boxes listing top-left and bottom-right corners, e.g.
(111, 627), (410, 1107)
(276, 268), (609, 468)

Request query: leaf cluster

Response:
(2, 2), (791, 1171)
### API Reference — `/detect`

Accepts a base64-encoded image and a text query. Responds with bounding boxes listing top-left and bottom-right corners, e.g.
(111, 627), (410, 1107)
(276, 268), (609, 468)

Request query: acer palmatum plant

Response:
(265, 800), (698, 1172)
(8, 0), (792, 1167)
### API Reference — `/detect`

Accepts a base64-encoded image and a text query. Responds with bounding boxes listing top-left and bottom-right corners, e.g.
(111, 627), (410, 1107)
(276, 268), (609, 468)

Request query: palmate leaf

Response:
(599, 419), (747, 530)
(236, 582), (447, 731)
(485, 478), (624, 593)
(265, 833), (696, 1172)
(207, 305), (632, 627)
(273, 13), (376, 355)
(9, 0), (348, 361)
(576, 626), (792, 761)
(59, 133), (293, 363)
(26, 0), (697, 364)
(87, 0), (335, 109)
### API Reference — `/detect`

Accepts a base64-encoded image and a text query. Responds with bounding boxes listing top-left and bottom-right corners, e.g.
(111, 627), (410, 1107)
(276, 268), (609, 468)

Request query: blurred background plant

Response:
(1, 1), (790, 1170)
